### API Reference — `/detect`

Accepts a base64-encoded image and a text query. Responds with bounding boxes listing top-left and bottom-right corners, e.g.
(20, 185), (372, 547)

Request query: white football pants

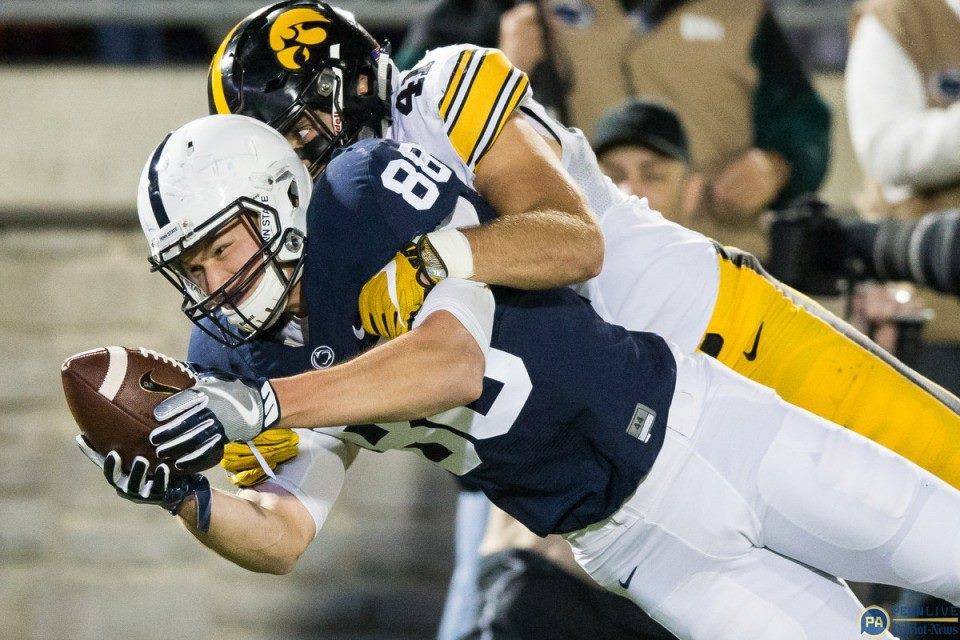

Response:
(565, 348), (960, 640)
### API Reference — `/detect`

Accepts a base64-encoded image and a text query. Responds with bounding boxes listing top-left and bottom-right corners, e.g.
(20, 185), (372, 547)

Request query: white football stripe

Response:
(246, 440), (277, 479)
(98, 346), (128, 401)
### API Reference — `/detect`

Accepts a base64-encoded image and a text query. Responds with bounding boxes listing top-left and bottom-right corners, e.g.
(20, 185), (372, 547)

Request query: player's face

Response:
(177, 214), (303, 317)
(284, 109), (330, 168)
(282, 76), (371, 169)
(178, 217), (260, 298)
(599, 146), (690, 220)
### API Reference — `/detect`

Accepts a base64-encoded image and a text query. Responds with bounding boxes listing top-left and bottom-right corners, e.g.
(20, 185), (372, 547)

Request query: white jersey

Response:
(385, 44), (719, 352)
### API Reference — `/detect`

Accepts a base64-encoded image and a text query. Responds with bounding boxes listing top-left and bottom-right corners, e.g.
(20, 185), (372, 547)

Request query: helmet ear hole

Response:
(287, 180), (300, 208)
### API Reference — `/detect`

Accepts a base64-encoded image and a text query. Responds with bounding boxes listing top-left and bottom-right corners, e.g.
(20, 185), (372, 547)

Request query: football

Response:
(61, 346), (196, 470)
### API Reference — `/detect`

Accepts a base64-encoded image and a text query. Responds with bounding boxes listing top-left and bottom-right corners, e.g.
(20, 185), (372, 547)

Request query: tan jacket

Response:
(550, 0), (768, 255)
(852, 0), (960, 341)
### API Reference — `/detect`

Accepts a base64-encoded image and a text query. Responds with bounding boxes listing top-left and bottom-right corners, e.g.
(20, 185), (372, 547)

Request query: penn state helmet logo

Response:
(269, 7), (331, 71)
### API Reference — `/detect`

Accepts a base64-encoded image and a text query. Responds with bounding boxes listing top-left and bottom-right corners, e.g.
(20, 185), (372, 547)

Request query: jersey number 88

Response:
(380, 143), (453, 210)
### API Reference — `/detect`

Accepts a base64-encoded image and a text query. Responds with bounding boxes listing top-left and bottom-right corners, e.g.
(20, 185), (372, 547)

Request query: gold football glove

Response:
(220, 428), (300, 487)
(358, 242), (435, 339)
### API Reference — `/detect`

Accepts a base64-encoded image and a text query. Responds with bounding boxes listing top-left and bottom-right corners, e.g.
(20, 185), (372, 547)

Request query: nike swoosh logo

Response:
(139, 370), (184, 395)
(207, 386), (261, 427)
(352, 325), (365, 340)
(619, 566), (638, 590)
(743, 322), (764, 362)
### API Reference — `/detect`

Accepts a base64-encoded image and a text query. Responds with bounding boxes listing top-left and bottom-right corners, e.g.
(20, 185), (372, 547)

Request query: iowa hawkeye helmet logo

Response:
(269, 7), (331, 71)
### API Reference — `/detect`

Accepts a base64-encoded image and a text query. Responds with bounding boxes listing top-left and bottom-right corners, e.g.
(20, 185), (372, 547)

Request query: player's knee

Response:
(650, 572), (806, 640)
(758, 413), (922, 552)
(891, 489), (960, 603)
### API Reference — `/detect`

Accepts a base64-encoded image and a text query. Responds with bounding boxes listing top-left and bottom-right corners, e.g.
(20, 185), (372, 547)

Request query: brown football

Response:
(61, 346), (196, 470)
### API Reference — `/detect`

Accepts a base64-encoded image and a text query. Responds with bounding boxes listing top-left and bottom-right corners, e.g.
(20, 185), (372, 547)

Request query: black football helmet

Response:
(208, 1), (394, 177)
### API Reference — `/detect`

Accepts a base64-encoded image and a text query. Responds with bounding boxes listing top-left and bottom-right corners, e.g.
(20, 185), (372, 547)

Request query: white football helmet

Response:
(137, 114), (313, 346)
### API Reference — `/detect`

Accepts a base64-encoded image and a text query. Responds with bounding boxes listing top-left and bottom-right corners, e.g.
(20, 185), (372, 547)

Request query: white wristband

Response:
(425, 228), (475, 280)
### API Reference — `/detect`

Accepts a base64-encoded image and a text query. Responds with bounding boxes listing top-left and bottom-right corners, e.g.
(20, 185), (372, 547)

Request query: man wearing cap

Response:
(593, 98), (702, 225)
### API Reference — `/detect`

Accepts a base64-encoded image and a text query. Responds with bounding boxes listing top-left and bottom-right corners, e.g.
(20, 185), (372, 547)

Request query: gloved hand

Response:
(76, 434), (212, 532)
(358, 241), (436, 339)
(150, 373), (280, 474)
(221, 429), (301, 487)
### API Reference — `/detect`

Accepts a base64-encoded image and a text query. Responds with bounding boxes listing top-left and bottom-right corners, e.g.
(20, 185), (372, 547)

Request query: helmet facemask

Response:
(272, 69), (343, 176)
(273, 65), (380, 178)
(150, 198), (305, 348)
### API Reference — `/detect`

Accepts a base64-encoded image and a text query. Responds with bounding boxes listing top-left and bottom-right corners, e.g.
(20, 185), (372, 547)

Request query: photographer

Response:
(846, 0), (960, 345)
(768, 200), (960, 375)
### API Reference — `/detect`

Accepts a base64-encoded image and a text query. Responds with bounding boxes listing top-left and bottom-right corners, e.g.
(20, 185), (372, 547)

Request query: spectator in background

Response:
(399, 0), (831, 257)
(500, 0), (831, 256)
(592, 98), (702, 225)
(846, 0), (960, 347)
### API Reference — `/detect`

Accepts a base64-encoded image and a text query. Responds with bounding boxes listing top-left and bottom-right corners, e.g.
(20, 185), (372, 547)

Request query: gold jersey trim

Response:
(439, 49), (530, 168)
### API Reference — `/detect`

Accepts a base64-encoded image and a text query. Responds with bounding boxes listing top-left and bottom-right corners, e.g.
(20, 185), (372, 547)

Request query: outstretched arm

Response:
(151, 280), (492, 473)
(177, 485), (315, 575)
(276, 309), (485, 430)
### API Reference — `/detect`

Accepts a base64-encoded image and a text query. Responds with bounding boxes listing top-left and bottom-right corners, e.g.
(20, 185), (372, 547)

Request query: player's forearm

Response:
(471, 116), (604, 288)
(462, 208), (603, 289)
(273, 312), (485, 429)
(178, 487), (311, 575)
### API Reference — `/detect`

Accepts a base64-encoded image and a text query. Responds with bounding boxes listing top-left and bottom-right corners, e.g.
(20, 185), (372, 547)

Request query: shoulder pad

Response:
(406, 45), (531, 170)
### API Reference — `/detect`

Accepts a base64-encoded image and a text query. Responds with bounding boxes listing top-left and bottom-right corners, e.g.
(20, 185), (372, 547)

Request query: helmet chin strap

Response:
(223, 266), (287, 334)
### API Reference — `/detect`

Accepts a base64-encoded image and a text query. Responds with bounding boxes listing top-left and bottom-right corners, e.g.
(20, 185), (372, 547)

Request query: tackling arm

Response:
(467, 115), (603, 288)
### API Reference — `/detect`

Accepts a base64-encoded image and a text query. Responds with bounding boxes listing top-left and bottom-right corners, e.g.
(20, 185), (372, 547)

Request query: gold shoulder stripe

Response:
(446, 50), (517, 165)
(438, 50), (474, 120)
(473, 74), (530, 166)
(464, 70), (518, 165)
(209, 21), (243, 114)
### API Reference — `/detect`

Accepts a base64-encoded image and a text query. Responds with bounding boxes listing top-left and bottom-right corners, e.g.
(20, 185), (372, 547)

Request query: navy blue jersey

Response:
(190, 139), (677, 535)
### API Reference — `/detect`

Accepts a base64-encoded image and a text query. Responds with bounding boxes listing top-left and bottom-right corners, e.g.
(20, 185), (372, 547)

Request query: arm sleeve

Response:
(433, 46), (532, 169)
(845, 14), (960, 188)
(412, 278), (496, 354)
(261, 429), (358, 537)
(751, 8), (832, 205)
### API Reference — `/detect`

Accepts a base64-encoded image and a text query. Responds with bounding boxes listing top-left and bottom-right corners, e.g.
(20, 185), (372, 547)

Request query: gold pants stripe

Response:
(700, 245), (960, 487)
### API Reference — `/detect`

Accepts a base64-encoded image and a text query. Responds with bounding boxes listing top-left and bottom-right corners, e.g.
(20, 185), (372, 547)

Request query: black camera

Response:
(767, 197), (960, 298)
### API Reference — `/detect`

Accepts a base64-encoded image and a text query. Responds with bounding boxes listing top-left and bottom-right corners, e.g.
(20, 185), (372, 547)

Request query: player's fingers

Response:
(362, 311), (376, 336)
(386, 311), (400, 337)
(128, 456), (150, 495)
(103, 451), (122, 489)
(359, 273), (387, 335)
(153, 388), (206, 423)
(154, 464), (171, 494)
(174, 434), (224, 473)
(155, 418), (217, 461)
(374, 312), (391, 338)
(150, 404), (210, 445)
(76, 434), (105, 468)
